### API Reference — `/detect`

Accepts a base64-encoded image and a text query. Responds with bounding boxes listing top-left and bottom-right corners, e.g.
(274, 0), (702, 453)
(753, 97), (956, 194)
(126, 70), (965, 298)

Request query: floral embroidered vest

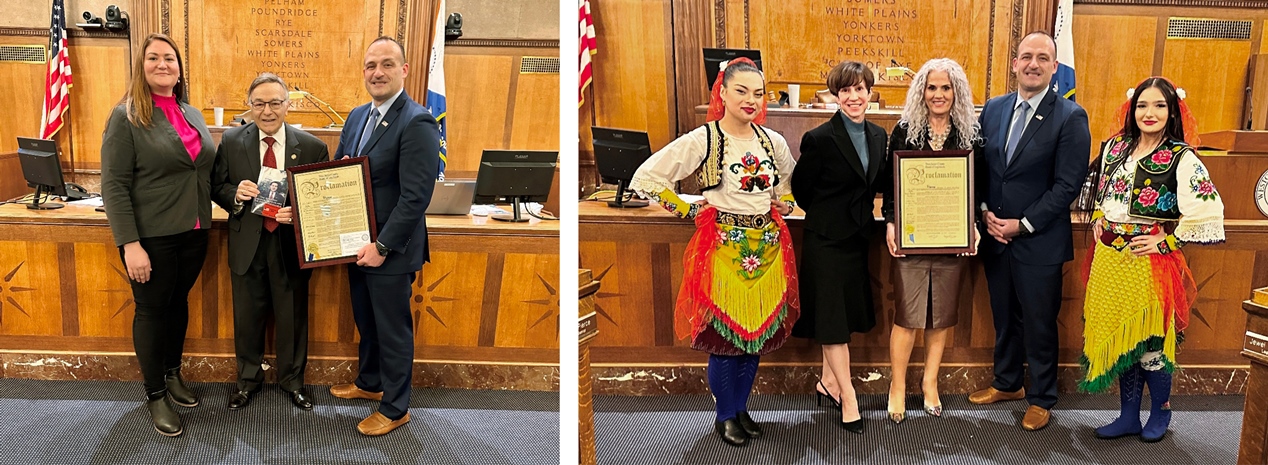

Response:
(1100, 136), (1192, 221)
(693, 121), (778, 192)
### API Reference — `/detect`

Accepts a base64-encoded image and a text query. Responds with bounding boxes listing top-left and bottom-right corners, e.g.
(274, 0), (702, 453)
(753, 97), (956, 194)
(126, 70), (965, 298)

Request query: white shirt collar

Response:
(370, 89), (404, 119)
(1015, 84), (1049, 112)
(258, 124), (287, 169)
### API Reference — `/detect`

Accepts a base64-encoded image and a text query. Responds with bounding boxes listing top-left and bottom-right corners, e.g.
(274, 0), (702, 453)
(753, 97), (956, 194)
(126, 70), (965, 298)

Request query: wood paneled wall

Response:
(0, 35), (51, 155)
(579, 202), (1268, 369)
(579, 0), (677, 194)
(580, 0), (1031, 191)
(0, 205), (560, 363)
(587, 0), (677, 151)
(734, 0), (1006, 110)
(66, 38), (132, 172)
(1071, 3), (1267, 147)
(581, 0), (1268, 190)
(167, 0), (416, 131)
(3, 1), (132, 29)
(0, 153), (25, 201)
(445, 44), (561, 178)
(1, 0), (557, 195)
(0, 33), (129, 174)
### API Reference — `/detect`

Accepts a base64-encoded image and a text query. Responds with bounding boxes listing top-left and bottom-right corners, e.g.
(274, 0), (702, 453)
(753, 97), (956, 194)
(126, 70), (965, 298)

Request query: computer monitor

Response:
(473, 150), (557, 222)
(703, 48), (763, 93)
(591, 126), (651, 208)
(16, 137), (66, 210)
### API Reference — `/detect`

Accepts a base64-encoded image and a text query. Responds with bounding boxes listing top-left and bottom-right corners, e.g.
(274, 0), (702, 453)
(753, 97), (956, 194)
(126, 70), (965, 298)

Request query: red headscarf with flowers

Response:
(705, 57), (767, 126)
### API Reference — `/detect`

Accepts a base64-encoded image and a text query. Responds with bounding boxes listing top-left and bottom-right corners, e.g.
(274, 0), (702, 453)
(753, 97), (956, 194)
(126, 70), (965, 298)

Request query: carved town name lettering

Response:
(818, 5), (921, 81)
(249, 0), (320, 85)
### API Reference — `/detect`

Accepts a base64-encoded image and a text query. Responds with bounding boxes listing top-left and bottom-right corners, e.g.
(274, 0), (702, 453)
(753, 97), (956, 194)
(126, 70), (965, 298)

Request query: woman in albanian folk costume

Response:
(630, 57), (798, 447)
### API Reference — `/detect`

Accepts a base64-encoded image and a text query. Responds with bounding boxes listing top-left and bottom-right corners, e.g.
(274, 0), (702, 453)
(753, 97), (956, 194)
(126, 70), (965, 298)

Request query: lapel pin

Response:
(1035, 115), (1044, 121)
(381, 121), (389, 127)
(291, 154), (297, 159)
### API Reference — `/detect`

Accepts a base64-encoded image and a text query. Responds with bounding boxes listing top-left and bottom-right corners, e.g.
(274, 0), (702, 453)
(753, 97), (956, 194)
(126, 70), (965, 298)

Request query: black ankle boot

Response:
(714, 418), (749, 447)
(736, 411), (763, 438)
(146, 391), (183, 437)
(164, 368), (199, 407)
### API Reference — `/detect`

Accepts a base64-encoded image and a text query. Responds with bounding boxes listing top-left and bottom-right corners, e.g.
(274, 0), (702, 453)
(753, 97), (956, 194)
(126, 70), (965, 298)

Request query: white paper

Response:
(68, 197), (104, 207)
(339, 230), (371, 256)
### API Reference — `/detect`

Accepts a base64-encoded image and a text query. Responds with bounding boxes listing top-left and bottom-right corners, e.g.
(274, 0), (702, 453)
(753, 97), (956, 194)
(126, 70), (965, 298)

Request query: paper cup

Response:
(213, 107), (225, 126)
(787, 84), (800, 107)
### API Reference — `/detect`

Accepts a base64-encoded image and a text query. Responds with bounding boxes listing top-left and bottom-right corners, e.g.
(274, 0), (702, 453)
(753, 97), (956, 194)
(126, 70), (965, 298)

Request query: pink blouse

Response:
(153, 94), (201, 161)
(153, 93), (204, 229)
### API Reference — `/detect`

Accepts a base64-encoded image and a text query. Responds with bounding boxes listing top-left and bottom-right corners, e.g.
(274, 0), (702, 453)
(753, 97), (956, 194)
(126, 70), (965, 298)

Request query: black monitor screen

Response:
(703, 48), (763, 93)
(591, 127), (651, 185)
(17, 137), (67, 197)
(473, 150), (557, 204)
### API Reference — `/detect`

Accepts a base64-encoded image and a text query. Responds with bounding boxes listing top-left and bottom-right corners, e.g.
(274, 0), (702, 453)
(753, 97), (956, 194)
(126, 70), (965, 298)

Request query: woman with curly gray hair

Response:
(880, 58), (982, 423)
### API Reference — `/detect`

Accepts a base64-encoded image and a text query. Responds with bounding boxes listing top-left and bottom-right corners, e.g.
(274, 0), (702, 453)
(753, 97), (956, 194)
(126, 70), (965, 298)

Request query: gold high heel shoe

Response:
(888, 410), (905, 424)
(923, 391), (943, 417)
(887, 386), (905, 424)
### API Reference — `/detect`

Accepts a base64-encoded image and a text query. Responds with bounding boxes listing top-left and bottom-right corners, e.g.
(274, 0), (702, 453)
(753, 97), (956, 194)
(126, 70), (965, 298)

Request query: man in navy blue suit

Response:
(967, 32), (1090, 432)
(328, 36), (440, 437)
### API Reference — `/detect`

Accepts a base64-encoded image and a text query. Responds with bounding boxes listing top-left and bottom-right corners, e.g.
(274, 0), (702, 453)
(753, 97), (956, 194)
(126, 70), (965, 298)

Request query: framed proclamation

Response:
(892, 150), (975, 255)
(287, 157), (378, 269)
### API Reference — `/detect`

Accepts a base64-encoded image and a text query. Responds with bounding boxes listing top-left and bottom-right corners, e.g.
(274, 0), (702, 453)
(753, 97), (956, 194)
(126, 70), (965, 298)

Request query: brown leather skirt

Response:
(892, 255), (966, 329)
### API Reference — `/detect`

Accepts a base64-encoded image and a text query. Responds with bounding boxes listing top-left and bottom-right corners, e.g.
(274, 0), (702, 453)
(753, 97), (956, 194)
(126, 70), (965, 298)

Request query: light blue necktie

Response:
(356, 108), (380, 157)
(1005, 101), (1030, 165)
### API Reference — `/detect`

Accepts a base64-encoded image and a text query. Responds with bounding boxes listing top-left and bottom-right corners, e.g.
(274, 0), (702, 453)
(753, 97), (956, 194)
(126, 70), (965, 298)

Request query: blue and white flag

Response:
(426, 0), (448, 178)
(1053, 0), (1076, 101)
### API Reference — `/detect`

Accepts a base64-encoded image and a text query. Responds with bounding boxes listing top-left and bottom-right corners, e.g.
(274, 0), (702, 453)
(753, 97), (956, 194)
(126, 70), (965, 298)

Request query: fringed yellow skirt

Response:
(676, 207), (799, 356)
(1079, 221), (1192, 393)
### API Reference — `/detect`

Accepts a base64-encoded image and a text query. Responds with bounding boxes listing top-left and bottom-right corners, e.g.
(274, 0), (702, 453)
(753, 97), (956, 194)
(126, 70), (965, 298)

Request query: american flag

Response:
(40, 0), (73, 140)
(578, 0), (596, 107)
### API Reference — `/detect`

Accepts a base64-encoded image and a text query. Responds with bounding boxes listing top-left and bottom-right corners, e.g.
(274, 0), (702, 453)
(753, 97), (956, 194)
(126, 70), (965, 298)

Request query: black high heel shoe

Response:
(815, 380), (841, 408)
(840, 417), (866, 434)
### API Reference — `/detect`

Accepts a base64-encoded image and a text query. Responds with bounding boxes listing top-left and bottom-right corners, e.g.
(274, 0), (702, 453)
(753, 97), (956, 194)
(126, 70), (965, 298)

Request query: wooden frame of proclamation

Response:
(287, 157), (378, 269)
(892, 150), (975, 255)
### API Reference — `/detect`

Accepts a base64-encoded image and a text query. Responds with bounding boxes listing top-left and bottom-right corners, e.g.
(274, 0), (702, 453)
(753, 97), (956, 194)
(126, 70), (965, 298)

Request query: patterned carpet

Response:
(595, 393), (1243, 465)
(0, 379), (559, 465)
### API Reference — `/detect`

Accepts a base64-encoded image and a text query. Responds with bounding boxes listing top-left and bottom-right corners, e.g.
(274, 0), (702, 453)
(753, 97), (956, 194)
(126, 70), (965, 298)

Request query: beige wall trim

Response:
(448, 38), (558, 48)
(1076, 0), (1268, 7)
(0, 27), (127, 39)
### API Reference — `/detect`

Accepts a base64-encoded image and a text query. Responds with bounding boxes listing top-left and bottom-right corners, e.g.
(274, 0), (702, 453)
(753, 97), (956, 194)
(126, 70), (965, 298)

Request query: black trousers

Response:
(348, 266), (415, 420)
(231, 230), (310, 392)
(982, 249), (1064, 409)
(121, 229), (208, 395)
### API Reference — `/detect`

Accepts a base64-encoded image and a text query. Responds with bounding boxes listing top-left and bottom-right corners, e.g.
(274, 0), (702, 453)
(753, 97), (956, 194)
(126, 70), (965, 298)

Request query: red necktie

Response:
(262, 136), (279, 232)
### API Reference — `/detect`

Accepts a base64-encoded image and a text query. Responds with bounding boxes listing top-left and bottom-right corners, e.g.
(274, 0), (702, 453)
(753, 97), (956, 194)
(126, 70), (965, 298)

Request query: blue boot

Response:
(1095, 365), (1144, 439)
(1141, 369), (1172, 443)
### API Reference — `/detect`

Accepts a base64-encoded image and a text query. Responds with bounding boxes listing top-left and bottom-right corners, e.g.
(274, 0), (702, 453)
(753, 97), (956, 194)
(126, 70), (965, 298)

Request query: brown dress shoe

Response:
(358, 411), (411, 436)
(968, 386), (1026, 405)
(330, 383), (384, 401)
(1021, 405), (1051, 431)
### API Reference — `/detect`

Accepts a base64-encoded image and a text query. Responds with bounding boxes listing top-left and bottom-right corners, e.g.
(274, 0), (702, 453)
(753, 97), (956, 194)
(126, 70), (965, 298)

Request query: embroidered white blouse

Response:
(630, 125), (795, 217)
(1098, 142), (1225, 244)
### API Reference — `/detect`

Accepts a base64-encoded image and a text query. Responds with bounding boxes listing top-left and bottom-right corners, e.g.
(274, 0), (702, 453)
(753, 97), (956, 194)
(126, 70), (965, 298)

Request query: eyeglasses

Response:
(249, 100), (288, 111)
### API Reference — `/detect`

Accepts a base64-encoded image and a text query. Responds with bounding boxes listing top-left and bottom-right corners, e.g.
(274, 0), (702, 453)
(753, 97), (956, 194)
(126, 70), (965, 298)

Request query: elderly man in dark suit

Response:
(327, 36), (440, 437)
(968, 32), (1091, 431)
(211, 72), (330, 411)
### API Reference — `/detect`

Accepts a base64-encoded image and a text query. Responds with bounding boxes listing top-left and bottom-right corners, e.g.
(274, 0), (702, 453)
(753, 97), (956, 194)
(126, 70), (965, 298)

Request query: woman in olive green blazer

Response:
(99, 33), (215, 438)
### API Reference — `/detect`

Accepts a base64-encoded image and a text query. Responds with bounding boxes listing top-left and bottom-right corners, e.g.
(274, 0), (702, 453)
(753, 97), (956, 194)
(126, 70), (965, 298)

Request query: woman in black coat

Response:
(790, 61), (889, 434)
